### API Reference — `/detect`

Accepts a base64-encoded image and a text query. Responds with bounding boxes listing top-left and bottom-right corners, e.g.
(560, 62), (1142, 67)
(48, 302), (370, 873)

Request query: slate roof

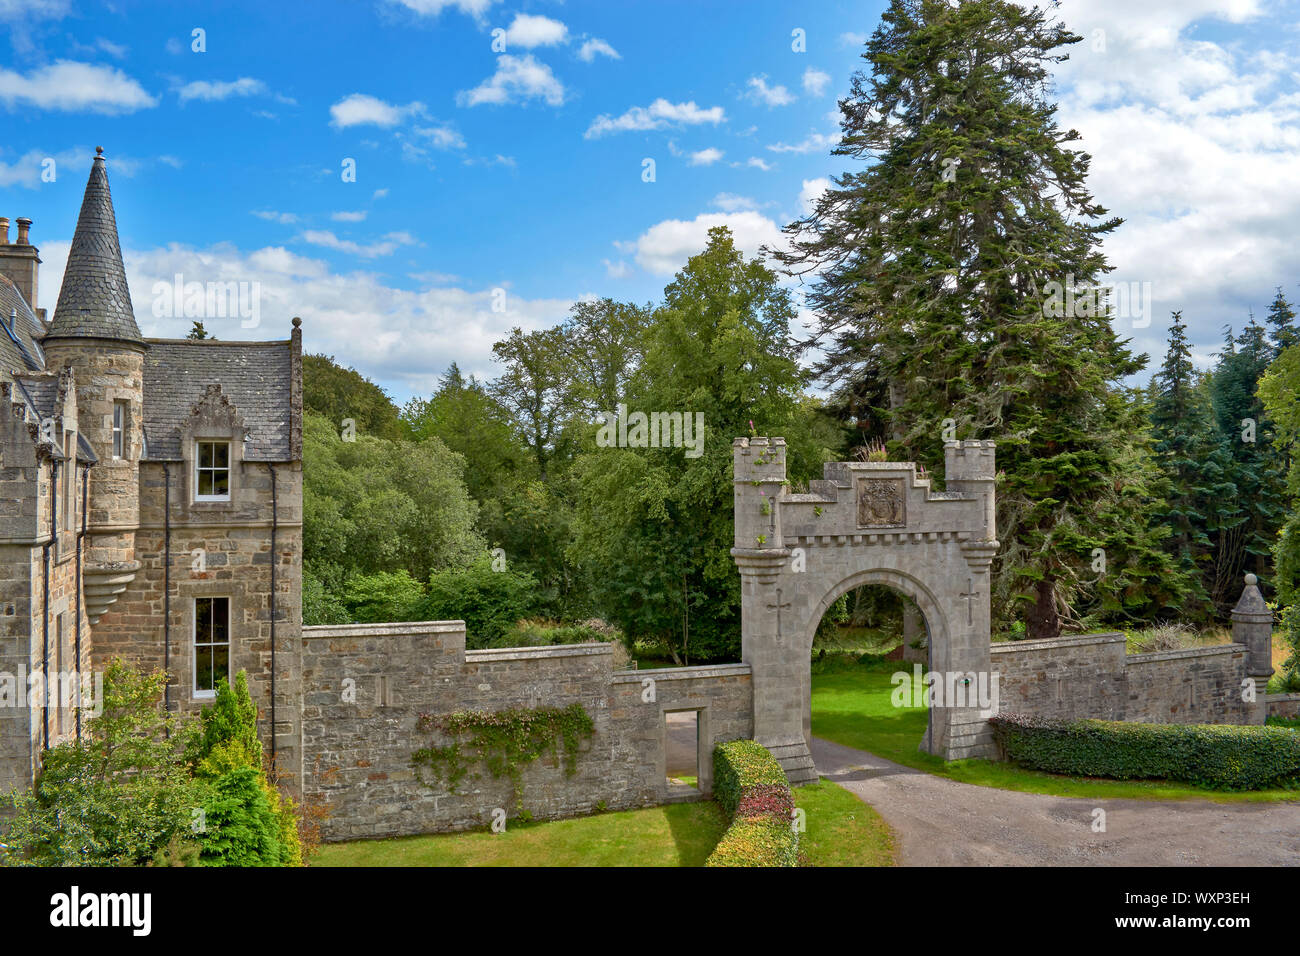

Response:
(0, 273), (46, 376)
(142, 338), (293, 461)
(45, 149), (143, 345)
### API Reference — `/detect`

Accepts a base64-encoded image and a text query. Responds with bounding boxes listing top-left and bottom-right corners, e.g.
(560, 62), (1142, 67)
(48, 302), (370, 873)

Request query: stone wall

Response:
(1266, 693), (1300, 719)
(300, 621), (752, 841)
(990, 633), (1255, 725)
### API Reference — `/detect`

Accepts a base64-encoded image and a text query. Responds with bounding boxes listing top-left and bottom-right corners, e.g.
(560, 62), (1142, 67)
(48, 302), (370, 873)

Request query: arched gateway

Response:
(732, 437), (1001, 783)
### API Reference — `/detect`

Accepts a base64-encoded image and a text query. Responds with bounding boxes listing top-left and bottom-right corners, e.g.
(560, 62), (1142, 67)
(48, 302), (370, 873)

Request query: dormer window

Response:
(195, 440), (231, 501)
(112, 400), (128, 459)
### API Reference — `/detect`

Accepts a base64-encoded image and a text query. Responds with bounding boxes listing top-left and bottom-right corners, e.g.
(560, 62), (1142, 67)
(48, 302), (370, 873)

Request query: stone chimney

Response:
(0, 214), (40, 312)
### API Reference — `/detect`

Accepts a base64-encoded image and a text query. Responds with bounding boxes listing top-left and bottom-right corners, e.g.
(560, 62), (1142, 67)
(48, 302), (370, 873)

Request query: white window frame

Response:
(193, 596), (231, 699)
(194, 440), (232, 502)
(111, 400), (127, 459)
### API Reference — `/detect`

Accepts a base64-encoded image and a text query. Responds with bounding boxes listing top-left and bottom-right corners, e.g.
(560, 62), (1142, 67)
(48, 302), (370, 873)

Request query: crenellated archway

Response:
(731, 437), (1001, 784)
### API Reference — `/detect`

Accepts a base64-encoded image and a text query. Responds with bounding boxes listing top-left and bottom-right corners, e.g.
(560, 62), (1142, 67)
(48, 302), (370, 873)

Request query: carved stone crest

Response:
(857, 477), (905, 528)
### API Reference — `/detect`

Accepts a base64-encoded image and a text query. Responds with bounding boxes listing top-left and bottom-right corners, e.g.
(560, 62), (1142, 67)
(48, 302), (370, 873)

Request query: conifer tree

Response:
(773, 0), (1185, 637)
(1265, 287), (1299, 359)
(1207, 318), (1289, 609)
(1149, 312), (1234, 619)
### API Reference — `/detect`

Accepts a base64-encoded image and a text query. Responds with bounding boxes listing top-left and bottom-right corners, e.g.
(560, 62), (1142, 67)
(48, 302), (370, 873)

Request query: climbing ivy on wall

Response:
(410, 702), (595, 811)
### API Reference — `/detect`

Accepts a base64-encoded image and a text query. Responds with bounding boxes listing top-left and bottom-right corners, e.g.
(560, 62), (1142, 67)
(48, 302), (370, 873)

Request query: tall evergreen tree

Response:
(1207, 318), (1289, 609)
(1149, 312), (1234, 619)
(773, 0), (1184, 637)
(1265, 287), (1299, 359)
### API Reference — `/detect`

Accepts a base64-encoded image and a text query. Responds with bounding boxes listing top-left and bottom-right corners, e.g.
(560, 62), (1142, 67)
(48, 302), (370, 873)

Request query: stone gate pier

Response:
(731, 437), (1002, 783)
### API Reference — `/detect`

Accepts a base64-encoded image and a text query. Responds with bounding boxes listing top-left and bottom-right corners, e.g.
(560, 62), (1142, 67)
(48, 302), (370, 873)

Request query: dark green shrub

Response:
(712, 739), (788, 817)
(1267, 715), (1300, 730)
(706, 740), (797, 868)
(990, 713), (1300, 790)
(197, 766), (289, 867)
(411, 552), (541, 648)
(708, 816), (799, 867)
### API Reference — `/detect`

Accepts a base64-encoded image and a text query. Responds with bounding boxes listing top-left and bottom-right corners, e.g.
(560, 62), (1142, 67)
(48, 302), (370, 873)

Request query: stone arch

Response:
(798, 567), (950, 756)
(731, 436), (1001, 784)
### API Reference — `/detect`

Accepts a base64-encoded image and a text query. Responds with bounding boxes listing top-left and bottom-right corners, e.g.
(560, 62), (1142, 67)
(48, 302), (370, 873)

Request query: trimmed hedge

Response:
(990, 713), (1300, 791)
(706, 740), (798, 867)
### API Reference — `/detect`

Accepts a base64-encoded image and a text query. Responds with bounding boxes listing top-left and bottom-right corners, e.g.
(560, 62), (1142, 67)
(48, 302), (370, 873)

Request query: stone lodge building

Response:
(0, 149), (303, 794)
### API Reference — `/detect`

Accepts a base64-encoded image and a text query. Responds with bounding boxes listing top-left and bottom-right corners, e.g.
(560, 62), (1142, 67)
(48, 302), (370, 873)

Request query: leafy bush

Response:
(1, 660), (203, 866)
(496, 617), (624, 649)
(1267, 715), (1300, 730)
(189, 671), (302, 866)
(341, 569), (426, 623)
(411, 552), (541, 648)
(303, 564), (350, 625)
(707, 816), (799, 867)
(990, 713), (1300, 790)
(712, 739), (789, 817)
(706, 740), (798, 868)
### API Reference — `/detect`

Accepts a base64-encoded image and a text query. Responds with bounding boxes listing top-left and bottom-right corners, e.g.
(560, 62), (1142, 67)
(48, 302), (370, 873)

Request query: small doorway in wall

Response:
(665, 710), (701, 795)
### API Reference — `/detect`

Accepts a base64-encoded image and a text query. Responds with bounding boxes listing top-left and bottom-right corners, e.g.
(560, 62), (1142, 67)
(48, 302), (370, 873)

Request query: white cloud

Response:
(386, 0), (497, 19)
(741, 157), (773, 171)
(331, 211), (368, 222)
(177, 77), (267, 103)
(415, 123), (466, 149)
(252, 210), (298, 224)
(373, 188), (389, 199)
(329, 93), (425, 128)
(1020, 0), (1299, 364)
(0, 0), (70, 19)
(115, 242), (568, 399)
(0, 60), (156, 114)
(158, 155), (183, 169)
(501, 13), (567, 48)
(803, 68), (832, 97)
(603, 258), (633, 278)
(745, 75), (795, 107)
(765, 131), (838, 154)
(799, 177), (831, 214)
(0, 146), (88, 187)
(840, 31), (868, 47)
(578, 38), (620, 62)
(585, 98), (725, 138)
(711, 192), (757, 212)
(624, 210), (785, 276)
(688, 147), (724, 166)
(300, 229), (417, 258)
(457, 54), (565, 107)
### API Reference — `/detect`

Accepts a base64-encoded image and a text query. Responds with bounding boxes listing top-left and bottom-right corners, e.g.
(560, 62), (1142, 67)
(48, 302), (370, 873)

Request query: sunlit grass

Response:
(811, 656), (1298, 803)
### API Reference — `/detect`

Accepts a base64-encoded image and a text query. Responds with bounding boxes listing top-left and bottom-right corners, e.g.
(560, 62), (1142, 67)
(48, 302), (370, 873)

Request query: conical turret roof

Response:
(45, 147), (143, 345)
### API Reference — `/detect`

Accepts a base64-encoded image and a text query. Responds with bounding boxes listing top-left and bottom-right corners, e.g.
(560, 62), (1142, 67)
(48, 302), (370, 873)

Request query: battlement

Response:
(944, 439), (997, 481)
(733, 436), (787, 483)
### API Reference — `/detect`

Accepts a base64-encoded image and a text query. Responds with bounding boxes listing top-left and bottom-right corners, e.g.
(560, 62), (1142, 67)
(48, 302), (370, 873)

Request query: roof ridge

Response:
(45, 148), (144, 345)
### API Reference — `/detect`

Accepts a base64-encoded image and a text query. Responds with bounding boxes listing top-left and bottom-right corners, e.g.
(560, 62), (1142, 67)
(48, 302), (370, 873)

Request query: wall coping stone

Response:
(990, 632), (1125, 654)
(1126, 643), (1244, 664)
(302, 620), (465, 640)
(611, 663), (752, 684)
(465, 643), (613, 662)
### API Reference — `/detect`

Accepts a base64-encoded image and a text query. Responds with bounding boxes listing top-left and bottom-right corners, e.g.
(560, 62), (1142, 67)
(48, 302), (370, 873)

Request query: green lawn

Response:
(811, 655), (1299, 803)
(796, 779), (895, 866)
(312, 776), (894, 867)
(313, 800), (729, 867)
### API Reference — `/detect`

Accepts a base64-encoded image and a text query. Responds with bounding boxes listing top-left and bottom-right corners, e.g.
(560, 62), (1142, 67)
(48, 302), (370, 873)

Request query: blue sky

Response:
(3, 0), (1299, 404)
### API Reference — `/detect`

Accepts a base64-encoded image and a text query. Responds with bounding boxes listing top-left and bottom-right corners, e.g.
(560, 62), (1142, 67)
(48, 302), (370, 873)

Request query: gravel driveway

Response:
(812, 736), (1300, 866)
